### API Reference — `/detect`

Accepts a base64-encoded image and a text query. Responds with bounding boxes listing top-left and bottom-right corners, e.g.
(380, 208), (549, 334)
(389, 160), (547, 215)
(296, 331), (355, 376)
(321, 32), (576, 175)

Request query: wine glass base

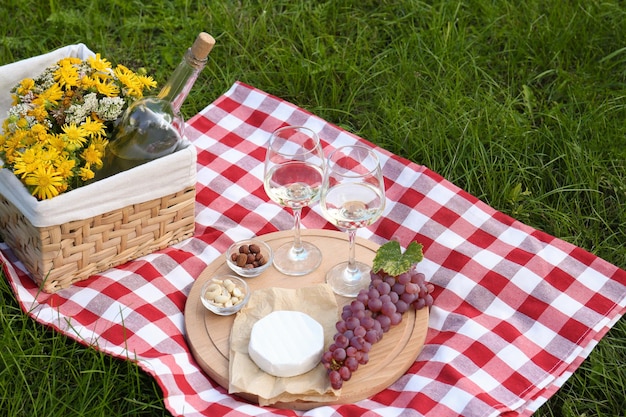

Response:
(326, 261), (372, 297)
(272, 241), (322, 276)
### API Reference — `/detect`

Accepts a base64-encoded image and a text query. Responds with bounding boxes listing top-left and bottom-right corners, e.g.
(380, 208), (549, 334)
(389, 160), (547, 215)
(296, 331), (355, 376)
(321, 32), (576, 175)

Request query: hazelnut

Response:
(236, 253), (248, 267)
(231, 242), (268, 270)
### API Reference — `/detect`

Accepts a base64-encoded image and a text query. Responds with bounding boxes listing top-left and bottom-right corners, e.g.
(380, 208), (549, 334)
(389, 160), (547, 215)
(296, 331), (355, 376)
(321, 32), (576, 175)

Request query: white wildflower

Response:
(36, 68), (57, 91)
(83, 92), (99, 112)
(8, 103), (31, 118)
(65, 104), (89, 125)
(66, 92), (101, 125)
(97, 96), (125, 121)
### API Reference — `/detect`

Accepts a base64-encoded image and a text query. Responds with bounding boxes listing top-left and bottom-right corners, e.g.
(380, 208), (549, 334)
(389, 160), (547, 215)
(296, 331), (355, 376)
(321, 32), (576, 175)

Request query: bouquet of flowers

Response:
(0, 54), (156, 200)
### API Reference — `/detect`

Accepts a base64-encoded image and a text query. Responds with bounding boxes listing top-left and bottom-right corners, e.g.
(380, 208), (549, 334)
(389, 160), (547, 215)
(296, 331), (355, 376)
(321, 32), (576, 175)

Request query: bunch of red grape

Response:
(321, 265), (434, 389)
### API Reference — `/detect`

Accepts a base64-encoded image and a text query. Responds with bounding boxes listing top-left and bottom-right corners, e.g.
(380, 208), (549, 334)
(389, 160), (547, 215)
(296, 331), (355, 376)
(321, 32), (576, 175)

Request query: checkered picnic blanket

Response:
(3, 81), (626, 417)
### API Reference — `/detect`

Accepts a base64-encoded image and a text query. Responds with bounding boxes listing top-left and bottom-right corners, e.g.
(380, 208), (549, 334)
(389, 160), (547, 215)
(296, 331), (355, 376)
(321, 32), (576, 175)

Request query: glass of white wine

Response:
(263, 126), (325, 276)
(320, 145), (385, 296)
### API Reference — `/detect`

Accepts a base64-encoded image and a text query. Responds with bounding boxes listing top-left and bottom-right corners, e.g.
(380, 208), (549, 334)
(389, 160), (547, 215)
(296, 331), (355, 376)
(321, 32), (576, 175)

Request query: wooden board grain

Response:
(184, 229), (429, 410)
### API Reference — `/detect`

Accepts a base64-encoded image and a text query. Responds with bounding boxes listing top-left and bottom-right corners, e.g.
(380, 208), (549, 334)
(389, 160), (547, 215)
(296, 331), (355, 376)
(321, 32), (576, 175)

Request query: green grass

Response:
(2, 0), (626, 415)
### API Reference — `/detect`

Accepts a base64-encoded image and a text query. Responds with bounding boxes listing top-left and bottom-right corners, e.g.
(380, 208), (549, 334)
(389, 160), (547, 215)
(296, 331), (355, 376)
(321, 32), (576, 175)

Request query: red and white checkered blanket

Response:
(3, 81), (626, 417)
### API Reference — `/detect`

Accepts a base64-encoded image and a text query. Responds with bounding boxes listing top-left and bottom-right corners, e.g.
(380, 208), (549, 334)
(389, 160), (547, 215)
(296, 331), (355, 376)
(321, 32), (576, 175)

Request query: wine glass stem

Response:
(291, 207), (304, 254)
(346, 229), (358, 276)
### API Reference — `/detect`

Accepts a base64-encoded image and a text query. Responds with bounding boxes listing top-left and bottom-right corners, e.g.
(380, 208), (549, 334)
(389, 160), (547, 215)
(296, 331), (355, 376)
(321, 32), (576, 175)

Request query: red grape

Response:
(321, 262), (435, 390)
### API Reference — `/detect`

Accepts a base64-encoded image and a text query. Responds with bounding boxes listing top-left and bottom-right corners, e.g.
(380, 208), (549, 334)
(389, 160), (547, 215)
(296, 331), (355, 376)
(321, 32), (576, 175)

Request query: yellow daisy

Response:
(80, 75), (99, 90)
(38, 146), (61, 165)
(2, 130), (29, 162)
(81, 143), (104, 169)
(87, 53), (112, 73)
(81, 116), (106, 138)
(90, 136), (109, 153)
(114, 65), (144, 97)
(61, 123), (88, 151)
(57, 57), (82, 66)
(16, 117), (29, 129)
(54, 156), (77, 179)
(30, 124), (49, 142)
(12, 147), (40, 178)
(79, 166), (95, 181)
(40, 83), (64, 106)
(28, 104), (48, 123)
(138, 74), (157, 90)
(54, 63), (80, 90)
(24, 164), (64, 200)
(46, 133), (66, 152)
(16, 78), (35, 95)
(95, 78), (120, 97)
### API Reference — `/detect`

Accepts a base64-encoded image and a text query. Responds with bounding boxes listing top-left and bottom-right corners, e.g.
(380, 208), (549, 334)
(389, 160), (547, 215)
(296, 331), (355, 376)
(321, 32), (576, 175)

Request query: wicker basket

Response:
(0, 185), (195, 293)
(0, 45), (198, 293)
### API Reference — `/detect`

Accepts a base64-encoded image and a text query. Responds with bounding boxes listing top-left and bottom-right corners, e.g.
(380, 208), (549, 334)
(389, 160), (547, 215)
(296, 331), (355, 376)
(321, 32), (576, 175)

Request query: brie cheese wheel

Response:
(248, 310), (324, 377)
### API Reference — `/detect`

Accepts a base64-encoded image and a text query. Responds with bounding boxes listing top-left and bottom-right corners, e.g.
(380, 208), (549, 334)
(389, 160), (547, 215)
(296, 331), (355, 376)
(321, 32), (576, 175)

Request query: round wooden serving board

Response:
(184, 229), (429, 410)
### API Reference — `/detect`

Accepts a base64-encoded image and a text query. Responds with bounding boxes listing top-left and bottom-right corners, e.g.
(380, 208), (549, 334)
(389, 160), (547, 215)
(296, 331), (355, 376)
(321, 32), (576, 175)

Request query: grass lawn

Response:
(2, 0), (626, 415)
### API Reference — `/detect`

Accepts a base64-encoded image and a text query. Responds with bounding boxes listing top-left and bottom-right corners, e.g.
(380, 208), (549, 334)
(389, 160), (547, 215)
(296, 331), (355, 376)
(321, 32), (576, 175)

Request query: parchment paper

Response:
(229, 284), (341, 406)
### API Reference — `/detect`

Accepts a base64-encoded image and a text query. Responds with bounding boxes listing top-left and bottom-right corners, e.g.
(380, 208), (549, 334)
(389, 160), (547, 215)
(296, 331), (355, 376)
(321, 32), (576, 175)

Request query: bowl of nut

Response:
(226, 238), (273, 278)
(200, 275), (250, 315)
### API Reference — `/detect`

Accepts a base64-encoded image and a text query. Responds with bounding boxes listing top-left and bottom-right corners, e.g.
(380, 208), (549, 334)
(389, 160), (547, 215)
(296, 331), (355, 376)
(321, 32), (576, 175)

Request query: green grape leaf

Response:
(372, 240), (424, 276)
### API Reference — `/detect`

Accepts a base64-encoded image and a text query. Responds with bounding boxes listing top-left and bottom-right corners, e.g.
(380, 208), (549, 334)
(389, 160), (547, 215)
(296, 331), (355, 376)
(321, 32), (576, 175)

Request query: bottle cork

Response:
(191, 32), (216, 60)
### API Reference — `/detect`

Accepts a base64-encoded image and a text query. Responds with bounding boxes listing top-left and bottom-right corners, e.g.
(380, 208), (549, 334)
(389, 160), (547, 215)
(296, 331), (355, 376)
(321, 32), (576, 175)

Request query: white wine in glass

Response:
(320, 145), (385, 296)
(263, 126), (325, 276)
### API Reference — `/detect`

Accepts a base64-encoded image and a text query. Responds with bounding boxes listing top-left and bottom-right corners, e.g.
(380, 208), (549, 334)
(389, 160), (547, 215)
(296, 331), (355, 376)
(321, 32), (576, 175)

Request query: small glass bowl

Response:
(226, 239), (273, 278)
(200, 275), (250, 316)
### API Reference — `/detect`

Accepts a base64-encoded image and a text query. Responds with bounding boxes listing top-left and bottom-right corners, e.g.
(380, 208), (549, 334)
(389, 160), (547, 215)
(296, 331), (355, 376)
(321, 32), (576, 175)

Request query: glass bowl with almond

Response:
(200, 275), (250, 315)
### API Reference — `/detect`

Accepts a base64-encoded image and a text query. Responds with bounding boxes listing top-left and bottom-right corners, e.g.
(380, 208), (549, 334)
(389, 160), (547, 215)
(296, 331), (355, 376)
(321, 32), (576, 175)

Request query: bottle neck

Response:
(156, 48), (207, 113)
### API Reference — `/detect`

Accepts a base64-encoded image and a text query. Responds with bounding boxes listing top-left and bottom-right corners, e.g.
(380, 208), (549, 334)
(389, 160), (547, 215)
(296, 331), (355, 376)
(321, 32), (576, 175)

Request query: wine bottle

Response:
(95, 32), (215, 180)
